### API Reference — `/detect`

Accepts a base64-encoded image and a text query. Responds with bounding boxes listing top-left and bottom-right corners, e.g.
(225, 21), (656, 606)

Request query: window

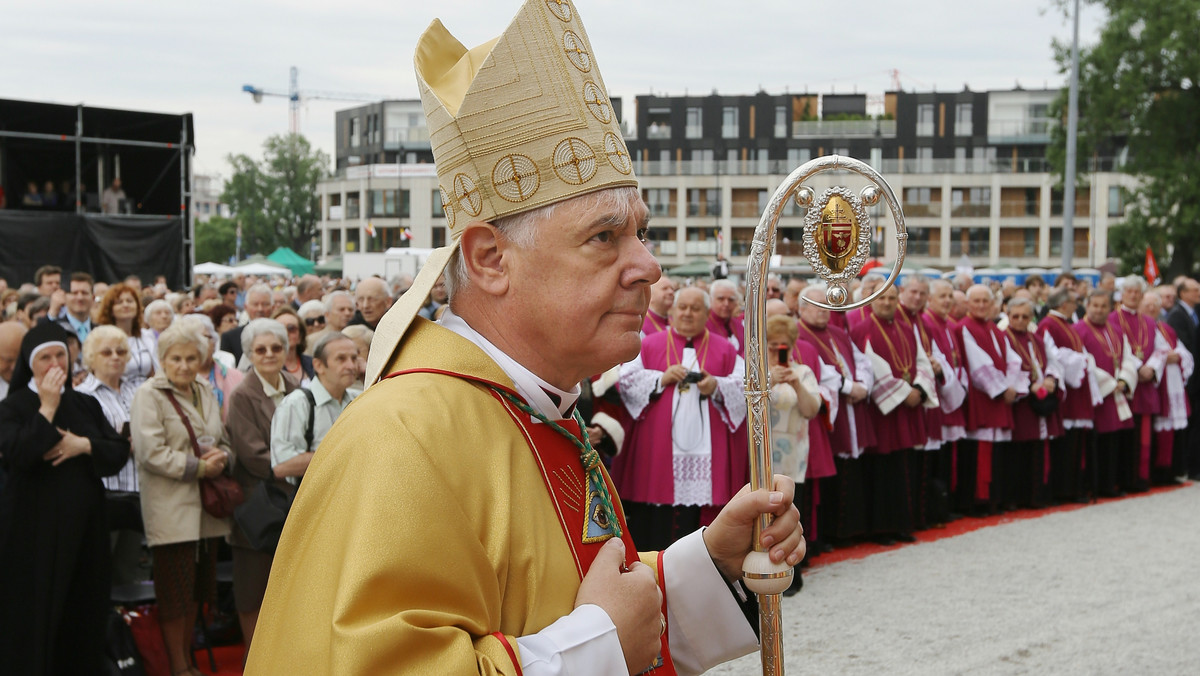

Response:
(643, 188), (675, 217)
(917, 104), (935, 136)
(687, 188), (720, 217)
(646, 107), (672, 139)
(954, 147), (968, 173)
(722, 106), (739, 139)
(644, 226), (678, 256)
(1108, 186), (1125, 217)
(906, 227), (940, 257)
(329, 228), (342, 255)
(432, 189), (445, 218)
(1049, 228), (1088, 258)
(686, 107), (703, 139)
(754, 149), (769, 175)
(774, 106), (788, 138)
(951, 187), (991, 217)
(659, 149), (673, 174)
(955, 103), (973, 136)
(432, 226), (446, 248)
(786, 148), (811, 168)
(348, 117), (360, 147)
(950, 227), (990, 257)
(369, 190), (410, 218)
(916, 147), (933, 172)
(903, 187), (941, 218)
(689, 149), (714, 174)
(998, 228), (1039, 258)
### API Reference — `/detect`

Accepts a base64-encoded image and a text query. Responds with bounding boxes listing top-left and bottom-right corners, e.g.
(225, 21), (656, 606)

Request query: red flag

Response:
(1144, 246), (1160, 286)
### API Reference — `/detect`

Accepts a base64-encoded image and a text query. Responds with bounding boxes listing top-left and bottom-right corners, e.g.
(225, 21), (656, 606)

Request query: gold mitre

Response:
(365, 0), (637, 385)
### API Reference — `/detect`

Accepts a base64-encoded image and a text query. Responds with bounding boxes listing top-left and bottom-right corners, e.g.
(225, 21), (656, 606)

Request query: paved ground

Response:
(708, 484), (1200, 675)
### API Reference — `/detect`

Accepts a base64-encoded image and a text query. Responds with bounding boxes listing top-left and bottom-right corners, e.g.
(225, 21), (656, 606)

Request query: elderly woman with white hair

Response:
(177, 315), (243, 422)
(296, 299), (327, 355)
(129, 322), (232, 676)
(143, 299), (175, 343)
(224, 318), (299, 657)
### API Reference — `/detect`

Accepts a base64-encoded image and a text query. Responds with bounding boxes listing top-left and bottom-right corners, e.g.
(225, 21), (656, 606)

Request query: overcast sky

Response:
(2, 0), (1105, 181)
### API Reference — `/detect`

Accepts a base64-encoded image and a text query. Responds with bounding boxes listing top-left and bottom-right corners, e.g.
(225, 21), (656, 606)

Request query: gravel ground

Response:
(708, 484), (1200, 675)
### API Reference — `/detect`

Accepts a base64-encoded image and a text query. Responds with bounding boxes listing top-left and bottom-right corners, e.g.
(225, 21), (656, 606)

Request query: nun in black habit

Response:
(0, 322), (130, 675)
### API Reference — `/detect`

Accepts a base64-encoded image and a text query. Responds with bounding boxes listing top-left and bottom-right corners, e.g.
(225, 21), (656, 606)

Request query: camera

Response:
(682, 371), (705, 384)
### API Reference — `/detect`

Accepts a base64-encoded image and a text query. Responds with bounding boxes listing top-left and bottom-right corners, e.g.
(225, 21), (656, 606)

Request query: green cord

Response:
(492, 387), (623, 538)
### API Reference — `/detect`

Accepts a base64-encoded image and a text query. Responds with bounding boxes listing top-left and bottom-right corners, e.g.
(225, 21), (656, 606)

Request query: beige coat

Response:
(130, 374), (232, 546)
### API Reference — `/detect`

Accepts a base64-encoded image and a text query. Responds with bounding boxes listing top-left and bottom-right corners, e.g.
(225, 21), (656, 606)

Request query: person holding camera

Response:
(615, 286), (747, 550)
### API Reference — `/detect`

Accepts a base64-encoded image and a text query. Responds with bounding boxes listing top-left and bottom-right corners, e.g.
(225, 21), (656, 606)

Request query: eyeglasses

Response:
(283, 324), (300, 333)
(253, 344), (286, 356)
(304, 316), (326, 327)
(98, 348), (130, 357)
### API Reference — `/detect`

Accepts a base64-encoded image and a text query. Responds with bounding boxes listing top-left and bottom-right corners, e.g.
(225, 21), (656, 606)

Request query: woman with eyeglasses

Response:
(94, 283), (159, 389)
(296, 299), (327, 356)
(225, 318), (298, 658)
(270, 306), (313, 388)
(77, 325), (146, 585)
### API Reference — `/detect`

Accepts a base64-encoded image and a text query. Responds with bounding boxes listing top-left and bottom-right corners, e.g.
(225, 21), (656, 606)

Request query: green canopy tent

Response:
(666, 260), (717, 277)
(266, 247), (315, 276)
(314, 256), (343, 275)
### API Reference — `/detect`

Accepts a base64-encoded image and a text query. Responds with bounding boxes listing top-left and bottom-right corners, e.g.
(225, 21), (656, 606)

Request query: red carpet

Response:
(190, 482), (1190, 675)
(808, 480), (1191, 570)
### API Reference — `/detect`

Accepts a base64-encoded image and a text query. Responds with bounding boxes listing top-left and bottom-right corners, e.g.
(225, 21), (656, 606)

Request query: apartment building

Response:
(314, 89), (1129, 276)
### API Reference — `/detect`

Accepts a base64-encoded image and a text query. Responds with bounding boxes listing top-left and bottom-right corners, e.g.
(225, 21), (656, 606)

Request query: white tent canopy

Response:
(234, 262), (290, 276)
(194, 262), (236, 276)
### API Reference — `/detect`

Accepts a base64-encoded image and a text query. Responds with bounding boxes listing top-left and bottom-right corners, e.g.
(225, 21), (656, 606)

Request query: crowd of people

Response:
(0, 177), (129, 214)
(0, 257), (1196, 671)
(0, 264), (417, 674)
(593, 268), (1200, 598)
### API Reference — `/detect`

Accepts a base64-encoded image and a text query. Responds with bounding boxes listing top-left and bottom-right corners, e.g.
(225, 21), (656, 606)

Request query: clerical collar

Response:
(1120, 305), (1138, 315)
(439, 308), (579, 420)
(1049, 310), (1070, 320)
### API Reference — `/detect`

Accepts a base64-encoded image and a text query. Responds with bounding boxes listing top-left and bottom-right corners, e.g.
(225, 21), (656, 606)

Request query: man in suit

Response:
(220, 284), (273, 364)
(1165, 277), (1200, 478)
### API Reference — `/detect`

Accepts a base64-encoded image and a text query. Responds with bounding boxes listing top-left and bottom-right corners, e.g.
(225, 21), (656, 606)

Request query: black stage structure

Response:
(0, 98), (195, 289)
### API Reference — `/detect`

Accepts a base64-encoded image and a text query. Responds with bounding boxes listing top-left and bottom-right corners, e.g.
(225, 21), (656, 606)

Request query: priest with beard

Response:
(796, 284), (876, 543)
(1075, 289), (1140, 498)
(641, 275), (675, 336)
(1140, 291), (1193, 484)
(1036, 287), (1095, 503)
(850, 284), (938, 544)
(956, 285), (1027, 514)
(1004, 296), (1064, 508)
(705, 280), (745, 355)
(921, 279), (968, 518)
(616, 286), (747, 550)
(1109, 276), (1167, 492)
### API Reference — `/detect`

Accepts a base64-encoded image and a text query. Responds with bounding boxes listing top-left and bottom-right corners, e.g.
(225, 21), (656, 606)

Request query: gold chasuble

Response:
(246, 319), (675, 674)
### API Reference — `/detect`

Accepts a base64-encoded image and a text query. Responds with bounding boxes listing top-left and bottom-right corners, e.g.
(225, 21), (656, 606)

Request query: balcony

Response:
(645, 124), (671, 140)
(950, 203), (991, 218)
(686, 201), (721, 217)
(384, 126), (431, 150)
(902, 202), (942, 219)
(987, 119), (1054, 144)
(645, 202), (677, 218)
(792, 119), (896, 138)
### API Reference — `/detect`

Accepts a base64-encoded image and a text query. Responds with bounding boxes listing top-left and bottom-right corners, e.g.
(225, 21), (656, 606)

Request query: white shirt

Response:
(438, 309), (758, 676)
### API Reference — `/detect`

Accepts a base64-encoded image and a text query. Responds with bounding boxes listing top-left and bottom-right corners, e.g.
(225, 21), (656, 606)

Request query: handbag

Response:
(1028, 386), (1060, 417)
(164, 389), (243, 519)
(233, 388), (316, 552)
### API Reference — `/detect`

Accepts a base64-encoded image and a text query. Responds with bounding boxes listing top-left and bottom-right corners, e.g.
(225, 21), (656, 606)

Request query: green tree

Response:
(1049, 0), (1200, 277)
(222, 134), (330, 259)
(194, 214), (238, 264)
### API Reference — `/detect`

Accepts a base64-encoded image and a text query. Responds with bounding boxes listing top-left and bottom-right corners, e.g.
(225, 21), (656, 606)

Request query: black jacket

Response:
(1166, 304), (1199, 395)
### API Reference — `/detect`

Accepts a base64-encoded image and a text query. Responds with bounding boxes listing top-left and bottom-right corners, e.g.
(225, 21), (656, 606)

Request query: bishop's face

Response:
(504, 189), (658, 384)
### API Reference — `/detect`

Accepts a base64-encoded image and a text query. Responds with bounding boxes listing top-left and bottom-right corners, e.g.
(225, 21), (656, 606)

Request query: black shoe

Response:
(895, 533), (917, 543)
(872, 536), (896, 546)
(818, 542), (834, 554)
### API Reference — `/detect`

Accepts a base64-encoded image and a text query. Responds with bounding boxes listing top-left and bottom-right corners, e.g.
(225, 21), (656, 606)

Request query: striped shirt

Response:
(77, 374), (140, 492)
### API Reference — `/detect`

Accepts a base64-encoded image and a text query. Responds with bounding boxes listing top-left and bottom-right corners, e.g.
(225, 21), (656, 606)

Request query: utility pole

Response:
(1061, 0), (1081, 273)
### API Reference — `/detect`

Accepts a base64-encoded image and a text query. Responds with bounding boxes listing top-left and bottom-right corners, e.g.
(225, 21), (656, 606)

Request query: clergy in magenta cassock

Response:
(921, 280), (968, 509)
(954, 285), (1027, 512)
(1076, 290), (1141, 497)
(243, 3), (805, 675)
(705, 280), (745, 355)
(643, 276), (675, 336)
(1110, 276), (1168, 491)
(797, 285), (876, 542)
(615, 287), (746, 551)
(1036, 287), (1095, 502)
(850, 284), (939, 542)
(1005, 297), (1065, 508)
(1140, 290), (1194, 482)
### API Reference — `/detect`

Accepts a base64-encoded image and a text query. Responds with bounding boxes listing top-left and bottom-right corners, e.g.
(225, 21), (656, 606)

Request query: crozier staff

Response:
(246, 1), (803, 673)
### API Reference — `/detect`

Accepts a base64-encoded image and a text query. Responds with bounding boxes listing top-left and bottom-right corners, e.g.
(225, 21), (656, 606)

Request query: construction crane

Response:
(242, 66), (391, 134)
